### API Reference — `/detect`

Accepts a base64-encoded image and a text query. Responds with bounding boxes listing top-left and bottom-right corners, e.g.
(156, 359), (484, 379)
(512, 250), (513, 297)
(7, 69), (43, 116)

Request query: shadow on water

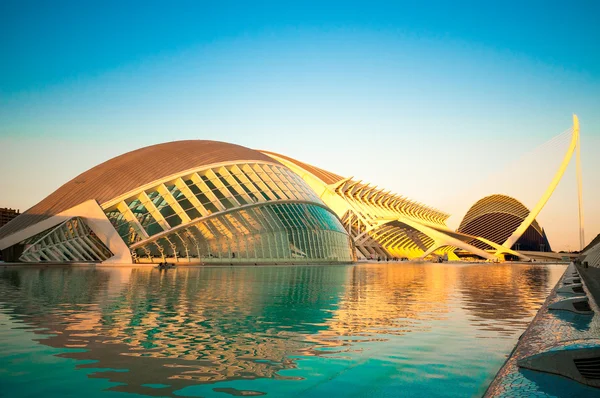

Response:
(0, 263), (565, 397)
(518, 369), (600, 396)
(549, 309), (593, 331)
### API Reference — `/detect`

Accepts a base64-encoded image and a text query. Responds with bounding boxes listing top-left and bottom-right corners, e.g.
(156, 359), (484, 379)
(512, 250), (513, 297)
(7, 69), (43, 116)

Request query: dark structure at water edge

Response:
(0, 208), (20, 228)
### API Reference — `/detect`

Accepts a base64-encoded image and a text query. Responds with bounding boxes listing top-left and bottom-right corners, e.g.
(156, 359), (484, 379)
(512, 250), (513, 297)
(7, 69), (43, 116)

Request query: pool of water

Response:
(0, 262), (565, 397)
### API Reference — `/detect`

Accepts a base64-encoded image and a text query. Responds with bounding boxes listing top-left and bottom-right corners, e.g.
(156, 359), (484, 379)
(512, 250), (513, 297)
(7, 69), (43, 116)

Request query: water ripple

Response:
(0, 262), (564, 397)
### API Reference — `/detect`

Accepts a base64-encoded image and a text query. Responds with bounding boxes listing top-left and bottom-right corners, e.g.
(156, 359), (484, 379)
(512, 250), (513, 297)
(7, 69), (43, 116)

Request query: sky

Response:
(1, 0), (599, 251)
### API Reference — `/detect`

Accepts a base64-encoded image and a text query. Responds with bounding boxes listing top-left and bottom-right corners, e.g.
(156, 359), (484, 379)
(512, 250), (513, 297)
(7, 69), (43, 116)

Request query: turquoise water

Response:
(0, 262), (565, 397)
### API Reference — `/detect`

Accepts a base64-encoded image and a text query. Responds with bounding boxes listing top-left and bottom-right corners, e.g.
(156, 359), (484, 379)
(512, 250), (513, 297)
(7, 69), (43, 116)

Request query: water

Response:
(0, 262), (565, 397)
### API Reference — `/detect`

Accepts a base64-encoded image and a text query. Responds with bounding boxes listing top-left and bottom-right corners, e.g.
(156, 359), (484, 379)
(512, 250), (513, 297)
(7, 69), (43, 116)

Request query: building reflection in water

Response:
(0, 263), (563, 396)
(457, 264), (557, 335)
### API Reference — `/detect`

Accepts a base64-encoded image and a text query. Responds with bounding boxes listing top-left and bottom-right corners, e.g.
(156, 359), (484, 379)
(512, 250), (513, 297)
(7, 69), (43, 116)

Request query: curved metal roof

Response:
(260, 151), (344, 185)
(0, 140), (280, 241)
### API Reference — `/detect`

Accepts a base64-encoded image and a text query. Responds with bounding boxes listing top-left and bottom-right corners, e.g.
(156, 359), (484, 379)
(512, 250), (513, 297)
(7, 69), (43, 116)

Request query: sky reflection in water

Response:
(0, 262), (565, 397)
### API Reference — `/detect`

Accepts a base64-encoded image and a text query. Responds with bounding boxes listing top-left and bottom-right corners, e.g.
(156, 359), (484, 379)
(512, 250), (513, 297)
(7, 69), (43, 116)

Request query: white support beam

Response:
(503, 115), (580, 250)
(173, 177), (210, 217)
(191, 172), (228, 211)
(157, 184), (192, 224)
(117, 201), (150, 240)
(138, 191), (171, 231)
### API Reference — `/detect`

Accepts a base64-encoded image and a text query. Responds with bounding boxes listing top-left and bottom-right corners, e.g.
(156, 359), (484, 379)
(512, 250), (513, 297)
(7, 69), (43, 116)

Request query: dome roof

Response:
(457, 194), (544, 247)
(0, 140), (280, 240)
(459, 195), (531, 230)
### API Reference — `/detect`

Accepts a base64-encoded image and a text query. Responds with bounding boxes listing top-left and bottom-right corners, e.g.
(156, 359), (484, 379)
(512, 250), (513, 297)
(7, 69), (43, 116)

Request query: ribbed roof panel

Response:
(457, 194), (543, 239)
(0, 141), (279, 241)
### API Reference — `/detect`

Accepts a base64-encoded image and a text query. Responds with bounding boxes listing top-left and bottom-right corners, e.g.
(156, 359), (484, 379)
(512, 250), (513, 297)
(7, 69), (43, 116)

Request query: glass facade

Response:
(131, 202), (353, 263)
(102, 162), (353, 264)
(19, 217), (113, 263)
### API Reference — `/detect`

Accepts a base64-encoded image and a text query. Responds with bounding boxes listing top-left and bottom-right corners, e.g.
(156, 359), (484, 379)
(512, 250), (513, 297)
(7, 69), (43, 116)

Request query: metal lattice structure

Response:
(103, 161), (354, 264)
(19, 217), (113, 262)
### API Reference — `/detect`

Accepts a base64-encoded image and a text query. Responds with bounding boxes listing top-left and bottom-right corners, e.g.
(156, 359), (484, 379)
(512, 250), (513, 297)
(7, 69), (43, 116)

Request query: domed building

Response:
(0, 141), (354, 264)
(457, 194), (552, 252)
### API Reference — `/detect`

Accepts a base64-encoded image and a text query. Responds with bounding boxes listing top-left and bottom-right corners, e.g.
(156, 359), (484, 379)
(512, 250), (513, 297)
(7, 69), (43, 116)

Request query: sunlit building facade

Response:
(0, 134), (572, 264)
(0, 141), (354, 264)
(260, 151), (499, 261)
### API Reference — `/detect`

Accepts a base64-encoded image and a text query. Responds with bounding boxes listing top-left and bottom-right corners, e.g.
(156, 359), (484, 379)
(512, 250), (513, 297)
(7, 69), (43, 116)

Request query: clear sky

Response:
(1, 0), (599, 251)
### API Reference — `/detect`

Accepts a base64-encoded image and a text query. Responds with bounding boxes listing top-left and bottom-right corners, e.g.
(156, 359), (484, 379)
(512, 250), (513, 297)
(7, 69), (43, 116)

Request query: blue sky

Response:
(1, 0), (599, 250)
